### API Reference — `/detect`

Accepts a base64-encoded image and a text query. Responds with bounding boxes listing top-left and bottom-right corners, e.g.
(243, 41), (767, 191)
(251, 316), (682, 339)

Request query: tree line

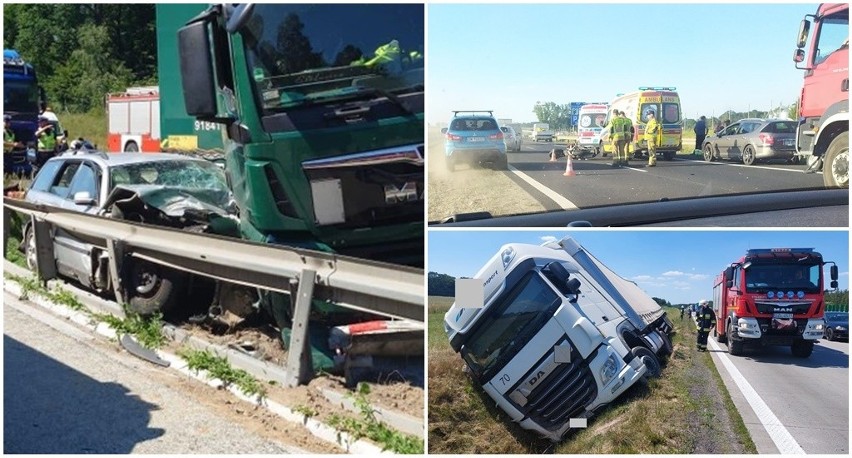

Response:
(3, 4), (157, 114)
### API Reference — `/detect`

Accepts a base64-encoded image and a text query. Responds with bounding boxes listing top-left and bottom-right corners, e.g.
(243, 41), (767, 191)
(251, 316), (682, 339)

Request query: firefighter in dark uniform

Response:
(696, 299), (716, 351)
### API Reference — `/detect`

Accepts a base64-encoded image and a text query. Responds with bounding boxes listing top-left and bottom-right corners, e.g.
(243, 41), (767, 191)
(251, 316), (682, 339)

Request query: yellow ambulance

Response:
(599, 87), (683, 160)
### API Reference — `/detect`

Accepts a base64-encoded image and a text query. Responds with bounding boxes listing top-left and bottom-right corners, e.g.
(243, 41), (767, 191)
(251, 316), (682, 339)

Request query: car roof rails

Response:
(452, 110), (493, 117)
(61, 149), (109, 160)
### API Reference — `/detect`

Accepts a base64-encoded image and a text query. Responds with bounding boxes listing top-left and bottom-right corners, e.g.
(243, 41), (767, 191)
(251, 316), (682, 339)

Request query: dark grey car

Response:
(702, 118), (798, 165)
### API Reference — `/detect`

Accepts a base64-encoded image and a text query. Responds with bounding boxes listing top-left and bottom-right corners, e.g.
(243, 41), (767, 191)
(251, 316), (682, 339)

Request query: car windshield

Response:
(460, 271), (562, 381)
(744, 263), (821, 293)
(110, 160), (229, 197)
(241, 4), (424, 112)
(426, 3), (847, 225)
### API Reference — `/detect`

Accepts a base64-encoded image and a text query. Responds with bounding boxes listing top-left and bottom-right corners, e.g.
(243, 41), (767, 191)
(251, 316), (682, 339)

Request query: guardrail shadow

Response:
(3, 335), (165, 453)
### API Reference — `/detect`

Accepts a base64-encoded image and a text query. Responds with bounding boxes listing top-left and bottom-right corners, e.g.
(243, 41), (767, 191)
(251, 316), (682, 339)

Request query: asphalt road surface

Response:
(506, 141), (827, 211)
(3, 291), (303, 454)
(708, 336), (848, 454)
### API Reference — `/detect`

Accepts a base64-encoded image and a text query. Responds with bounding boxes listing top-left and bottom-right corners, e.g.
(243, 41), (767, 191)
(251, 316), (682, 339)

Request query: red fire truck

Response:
(793, 3), (849, 188)
(106, 86), (161, 153)
(713, 248), (838, 358)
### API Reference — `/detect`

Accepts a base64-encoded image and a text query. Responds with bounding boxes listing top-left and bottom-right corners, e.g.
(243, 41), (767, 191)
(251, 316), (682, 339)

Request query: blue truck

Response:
(3, 49), (42, 174)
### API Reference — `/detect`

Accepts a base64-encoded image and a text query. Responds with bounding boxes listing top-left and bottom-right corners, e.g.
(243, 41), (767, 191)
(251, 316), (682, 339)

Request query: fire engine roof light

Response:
(747, 248), (814, 255)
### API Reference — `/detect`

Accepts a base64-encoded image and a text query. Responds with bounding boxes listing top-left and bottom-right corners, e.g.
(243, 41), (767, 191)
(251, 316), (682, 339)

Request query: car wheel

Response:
(494, 155), (509, 171)
(632, 346), (661, 379)
(124, 141), (139, 153)
(703, 143), (716, 162)
(823, 131), (848, 188)
(742, 145), (756, 165)
(24, 226), (38, 271)
(825, 328), (835, 341)
(127, 259), (184, 316)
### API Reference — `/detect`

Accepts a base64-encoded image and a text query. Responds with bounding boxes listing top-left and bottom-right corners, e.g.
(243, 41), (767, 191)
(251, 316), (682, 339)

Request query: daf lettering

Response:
(529, 370), (546, 387)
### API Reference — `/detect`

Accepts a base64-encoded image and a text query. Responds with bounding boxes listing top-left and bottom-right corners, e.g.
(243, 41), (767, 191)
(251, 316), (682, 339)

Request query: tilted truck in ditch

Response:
(712, 248), (838, 358)
(793, 3), (848, 188)
(444, 236), (672, 441)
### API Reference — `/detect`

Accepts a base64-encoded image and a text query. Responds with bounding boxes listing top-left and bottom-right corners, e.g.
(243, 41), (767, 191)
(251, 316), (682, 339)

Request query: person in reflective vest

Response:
(35, 116), (56, 152)
(4, 114), (21, 153)
(609, 109), (629, 167)
(696, 299), (716, 351)
(644, 111), (660, 167)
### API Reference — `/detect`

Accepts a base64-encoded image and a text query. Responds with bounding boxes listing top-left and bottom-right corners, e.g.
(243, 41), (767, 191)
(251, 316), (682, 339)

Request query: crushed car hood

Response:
(103, 185), (239, 236)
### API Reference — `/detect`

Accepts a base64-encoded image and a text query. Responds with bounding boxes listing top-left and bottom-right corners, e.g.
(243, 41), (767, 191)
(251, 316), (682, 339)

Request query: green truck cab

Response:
(158, 4), (424, 266)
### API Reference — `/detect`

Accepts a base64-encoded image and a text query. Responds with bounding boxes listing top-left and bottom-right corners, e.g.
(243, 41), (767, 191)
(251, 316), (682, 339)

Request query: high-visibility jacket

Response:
(38, 130), (56, 151)
(644, 118), (660, 142)
(611, 117), (630, 141)
(697, 306), (716, 332)
(4, 128), (16, 152)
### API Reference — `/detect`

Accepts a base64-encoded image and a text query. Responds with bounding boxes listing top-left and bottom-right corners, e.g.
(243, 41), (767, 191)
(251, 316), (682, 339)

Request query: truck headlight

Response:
(600, 354), (618, 386)
(814, 323), (824, 331)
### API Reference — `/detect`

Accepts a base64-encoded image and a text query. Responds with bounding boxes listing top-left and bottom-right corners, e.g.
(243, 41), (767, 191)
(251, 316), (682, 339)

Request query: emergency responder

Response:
(696, 299), (716, 351)
(694, 115), (707, 154)
(644, 110), (660, 167)
(4, 114), (22, 153)
(679, 305), (685, 320)
(35, 116), (56, 152)
(609, 109), (628, 167)
(621, 111), (634, 164)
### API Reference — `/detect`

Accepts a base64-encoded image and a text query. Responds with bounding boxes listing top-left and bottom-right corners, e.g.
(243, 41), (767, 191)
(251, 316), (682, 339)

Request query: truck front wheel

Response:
(791, 340), (814, 358)
(727, 322), (743, 356)
(632, 346), (661, 379)
(823, 131), (848, 188)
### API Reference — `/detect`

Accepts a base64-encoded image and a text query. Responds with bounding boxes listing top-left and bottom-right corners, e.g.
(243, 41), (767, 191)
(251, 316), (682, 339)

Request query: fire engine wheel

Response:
(127, 260), (183, 316)
(791, 340), (814, 358)
(742, 145), (756, 165)
(124, 141), (139, 153)
(727, 322), (743, 356)
(632, 346), (661, 379)
(716, 326), (727, 344)
(703, 144), (716, 162)
(823, 131), (849, 189)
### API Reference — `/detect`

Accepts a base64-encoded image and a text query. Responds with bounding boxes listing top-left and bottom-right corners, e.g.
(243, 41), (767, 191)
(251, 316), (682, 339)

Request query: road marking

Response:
(624, 165), (648, 173)
(673, 158), (823, 175)
(508, 165), (579, 210)
(708, 338), (806, 454)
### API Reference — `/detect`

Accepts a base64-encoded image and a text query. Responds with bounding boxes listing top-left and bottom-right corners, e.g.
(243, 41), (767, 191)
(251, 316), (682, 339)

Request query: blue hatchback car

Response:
(442, 111), (507, 171)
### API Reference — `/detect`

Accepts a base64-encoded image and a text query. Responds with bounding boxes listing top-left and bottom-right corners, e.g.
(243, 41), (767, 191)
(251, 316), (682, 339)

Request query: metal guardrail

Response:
(3, 197), (424, 386)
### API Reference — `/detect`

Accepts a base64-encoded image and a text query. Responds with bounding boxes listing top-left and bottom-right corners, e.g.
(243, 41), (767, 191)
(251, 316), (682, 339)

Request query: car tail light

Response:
(447, 133), (462, 142)
(758, 133), (774, 146)
(489, 132), (504, 140)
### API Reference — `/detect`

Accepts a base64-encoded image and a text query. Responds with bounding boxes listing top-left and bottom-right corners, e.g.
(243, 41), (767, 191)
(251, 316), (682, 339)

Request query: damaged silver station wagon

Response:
(20, 150), (238, 315)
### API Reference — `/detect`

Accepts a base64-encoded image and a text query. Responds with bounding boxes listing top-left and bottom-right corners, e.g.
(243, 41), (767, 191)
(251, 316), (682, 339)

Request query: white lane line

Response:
(673, 157), (823, 175)
(708, 338), (806, 454)
(624, 165), (648, 173)
(508, 164), (579, 210)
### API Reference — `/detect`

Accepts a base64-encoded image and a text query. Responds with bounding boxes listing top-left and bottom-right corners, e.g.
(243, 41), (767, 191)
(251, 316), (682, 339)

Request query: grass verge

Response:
(327, 383), (424, 454)
(178, 348), (268, 397)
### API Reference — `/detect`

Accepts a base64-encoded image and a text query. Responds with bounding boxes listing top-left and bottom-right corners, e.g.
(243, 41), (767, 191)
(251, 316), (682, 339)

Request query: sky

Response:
(427, 2), (820, 123)
(428, 230), (850, 305)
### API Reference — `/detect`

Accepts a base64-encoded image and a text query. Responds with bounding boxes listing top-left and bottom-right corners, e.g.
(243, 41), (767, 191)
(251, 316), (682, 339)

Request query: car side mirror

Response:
(73, 191), (95, 206)
(441, 128), (448, 134)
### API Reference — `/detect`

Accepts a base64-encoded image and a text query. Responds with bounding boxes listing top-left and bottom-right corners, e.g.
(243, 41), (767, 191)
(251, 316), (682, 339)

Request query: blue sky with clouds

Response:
(428, 2), (819, 123)
(428, 230), (849, 305)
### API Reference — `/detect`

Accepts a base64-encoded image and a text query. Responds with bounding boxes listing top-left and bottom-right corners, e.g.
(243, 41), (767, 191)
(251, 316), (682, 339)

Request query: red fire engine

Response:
(106, 86), (160, 153)
(713, 248), (838, 358)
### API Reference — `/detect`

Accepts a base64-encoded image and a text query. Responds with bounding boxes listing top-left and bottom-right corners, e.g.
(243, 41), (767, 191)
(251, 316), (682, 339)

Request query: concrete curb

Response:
(2, 265), (415, 454)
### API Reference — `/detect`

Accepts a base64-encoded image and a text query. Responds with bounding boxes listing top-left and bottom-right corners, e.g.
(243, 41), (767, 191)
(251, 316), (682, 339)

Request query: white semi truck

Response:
(444, 236), (673, 441)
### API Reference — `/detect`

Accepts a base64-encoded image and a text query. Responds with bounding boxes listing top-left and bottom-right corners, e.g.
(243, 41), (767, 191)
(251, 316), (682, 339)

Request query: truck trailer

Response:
(444, 236), (672, 441)
(712, 248), (838, 357)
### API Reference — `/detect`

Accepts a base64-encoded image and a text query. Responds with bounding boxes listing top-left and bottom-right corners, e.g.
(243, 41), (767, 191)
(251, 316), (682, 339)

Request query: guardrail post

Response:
(106, 239), (128, 305)
(31, 216), (57, 283)
(285, 269), (316, 387)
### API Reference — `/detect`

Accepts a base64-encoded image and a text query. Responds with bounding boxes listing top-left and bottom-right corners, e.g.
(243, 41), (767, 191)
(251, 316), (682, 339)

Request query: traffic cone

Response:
(549, 149), (557, 162)
(563, 154), (576, 177)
